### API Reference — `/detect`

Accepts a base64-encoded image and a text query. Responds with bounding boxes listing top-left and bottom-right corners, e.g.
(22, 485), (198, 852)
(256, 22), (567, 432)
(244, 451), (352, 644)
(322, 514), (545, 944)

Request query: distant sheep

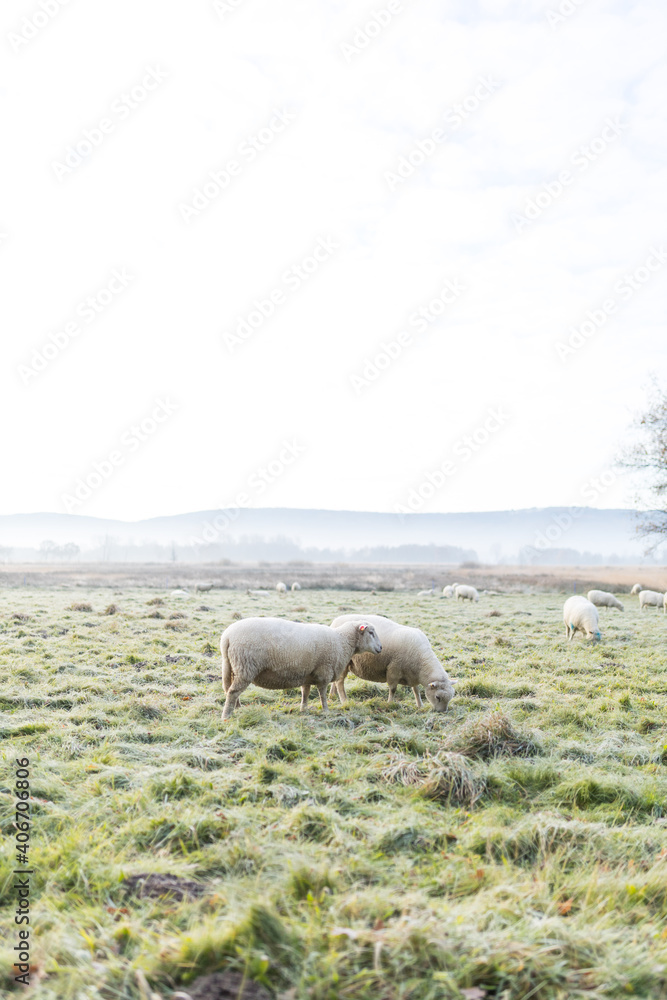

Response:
(455, 585), (479, 602)
(563, 596), (601, 642)
(630, 583), (642, 595)
(291, 582), (301, 591)
(639, 589), (664, 611)
(587, 590), (624, 611)
(220, 617), (382, 720)
(442, 585), (454, 598)
(417, 588), (435, 597)
(195, 583), (213, 593)
(247, 589), (270, 596)
(276, 582), (287, 594)
(170, 589), (189, 598)
(330, 614), (456, 711)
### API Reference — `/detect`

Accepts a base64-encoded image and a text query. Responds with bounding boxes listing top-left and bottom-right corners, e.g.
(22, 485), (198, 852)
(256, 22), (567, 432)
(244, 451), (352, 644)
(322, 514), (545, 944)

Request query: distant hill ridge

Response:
(0, 507), (660, 565)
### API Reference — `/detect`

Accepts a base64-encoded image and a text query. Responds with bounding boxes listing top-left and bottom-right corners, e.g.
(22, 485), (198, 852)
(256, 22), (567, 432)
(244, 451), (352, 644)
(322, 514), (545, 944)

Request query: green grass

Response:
(1, 586), (667, 999)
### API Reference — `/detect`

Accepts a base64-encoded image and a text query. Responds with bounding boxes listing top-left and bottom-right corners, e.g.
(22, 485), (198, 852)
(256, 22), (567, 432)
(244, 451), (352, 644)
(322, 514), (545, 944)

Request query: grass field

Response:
(1, 583), (667, 999)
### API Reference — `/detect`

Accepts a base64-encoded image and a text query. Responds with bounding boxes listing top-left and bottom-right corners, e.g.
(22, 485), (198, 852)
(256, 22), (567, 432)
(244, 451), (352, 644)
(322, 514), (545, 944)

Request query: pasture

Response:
(1, 583), (667, 999)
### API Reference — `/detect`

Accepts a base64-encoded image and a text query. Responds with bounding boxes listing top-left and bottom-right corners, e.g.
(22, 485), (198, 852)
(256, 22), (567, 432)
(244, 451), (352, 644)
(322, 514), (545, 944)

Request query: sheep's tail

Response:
(221, 634), (233, 692)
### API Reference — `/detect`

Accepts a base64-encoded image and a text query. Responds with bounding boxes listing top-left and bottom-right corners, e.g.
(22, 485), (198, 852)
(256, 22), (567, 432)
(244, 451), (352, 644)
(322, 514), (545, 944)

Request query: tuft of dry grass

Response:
(68, 602), (93, 612)
(445, 710), (541, 760)
(381, 751), (485, 807)
(103, 603), (120, 615)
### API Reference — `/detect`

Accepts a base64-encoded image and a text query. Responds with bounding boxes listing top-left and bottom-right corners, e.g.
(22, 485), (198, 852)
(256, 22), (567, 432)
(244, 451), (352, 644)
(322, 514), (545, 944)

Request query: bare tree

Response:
(59, 542), (80, 561)
(39, 540), (58, 561)
(619, 376), (667, 551)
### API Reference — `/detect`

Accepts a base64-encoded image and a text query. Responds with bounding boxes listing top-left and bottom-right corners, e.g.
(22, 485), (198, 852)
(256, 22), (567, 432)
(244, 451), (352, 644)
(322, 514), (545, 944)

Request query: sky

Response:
(1, 0), (666, 522)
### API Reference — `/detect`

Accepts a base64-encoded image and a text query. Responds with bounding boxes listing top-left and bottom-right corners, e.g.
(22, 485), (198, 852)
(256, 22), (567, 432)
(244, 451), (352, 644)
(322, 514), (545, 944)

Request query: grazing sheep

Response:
(442, 585), (454, 598)
(455, 585), (479, 602)
(195, 583), (214, 593)
(291, 582), (301, 591)
(330, 614), (457, 711)
(630, 583), (642, 595)
(563, 596), (601, 641)
(276, 581), (287, 594)
(170, 589), (190, 598)
(220, 617), (382, 720)
(247, 589), (270, 597)
(417, 588), (435, 597)
(587, 590), (624, 611)
(639, 589), (664, 611)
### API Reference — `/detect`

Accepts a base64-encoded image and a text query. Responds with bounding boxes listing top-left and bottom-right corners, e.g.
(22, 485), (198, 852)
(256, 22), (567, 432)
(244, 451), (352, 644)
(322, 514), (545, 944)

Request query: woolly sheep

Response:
(587, 590), (624, 611)
(442, 585), (454, 598)
(639, 589), (664, 611)
(247, 589), (270, 596)
(195, 583), (213, 593)
(291, 582), (301, 591)
(276, 581), (287, 594)
(563, 596), (601, 642)
(455, 585), (479, 602)
(329, 614), (456, 711)
(220, 617), (382, 720)
(630, 583), (642, 595)
(170, 589), (189, 598)
(417, 588), (435, 597)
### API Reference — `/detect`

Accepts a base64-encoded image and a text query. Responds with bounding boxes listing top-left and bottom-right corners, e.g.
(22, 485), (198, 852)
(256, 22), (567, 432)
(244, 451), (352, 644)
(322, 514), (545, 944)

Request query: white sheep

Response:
(330, 614), (456, 711)
(170, 589), (190, 598)
(276, 581), (287, 594)
(639, 589), (664, 611)
(247, 589), (270, 596)
(630, 583), (642, 595)
(587, 590), (624, 611)
(195, 583), (214, 593)
(563, 596), (601, 641)
(417, 588), (435, 597)
(455, 585), (479, 602)
(220, 617), (382, 720)
(442, 585), (454, 598)
(291, 582), (301, 591)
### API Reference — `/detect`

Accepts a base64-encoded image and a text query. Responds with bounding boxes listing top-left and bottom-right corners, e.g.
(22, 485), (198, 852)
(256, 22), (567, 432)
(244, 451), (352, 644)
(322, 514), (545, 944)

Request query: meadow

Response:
(1, 581), (667, 1000)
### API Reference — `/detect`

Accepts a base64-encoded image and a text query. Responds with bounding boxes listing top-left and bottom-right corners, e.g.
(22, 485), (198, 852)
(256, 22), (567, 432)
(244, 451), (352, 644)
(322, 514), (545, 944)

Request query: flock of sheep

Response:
(215, 579), (665, 721)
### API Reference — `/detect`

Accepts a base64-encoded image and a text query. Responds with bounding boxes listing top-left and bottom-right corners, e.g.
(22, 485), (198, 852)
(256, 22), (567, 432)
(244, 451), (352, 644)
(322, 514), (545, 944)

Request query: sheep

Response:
(587, 590), (624, 611)
(417, 588), (435, 597)
(291, 582), (301, 591)
(630, 583), (642, 595)
(246, 589), (270, 596)
(639, 589), (664, 611)
(195, 583), (214, 593)
(563, 596), (601, 642)
(170, 589), (190, 598)
(442, 585), (454, 598)
(329, 614), (457, 711)
(276, 581), (287, 594)
(220, 617), (382, 720)
(455, 585), (479, 602)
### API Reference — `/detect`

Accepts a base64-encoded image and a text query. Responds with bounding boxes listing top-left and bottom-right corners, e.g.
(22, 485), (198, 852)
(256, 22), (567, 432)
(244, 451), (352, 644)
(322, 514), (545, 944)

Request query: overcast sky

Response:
(2, 0), (665, 521)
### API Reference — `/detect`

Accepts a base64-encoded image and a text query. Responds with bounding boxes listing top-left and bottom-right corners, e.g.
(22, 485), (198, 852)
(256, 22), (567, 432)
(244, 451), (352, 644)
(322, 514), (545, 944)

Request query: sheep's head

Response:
(425, 678), (455, 712)
(356, 623), (382, 655)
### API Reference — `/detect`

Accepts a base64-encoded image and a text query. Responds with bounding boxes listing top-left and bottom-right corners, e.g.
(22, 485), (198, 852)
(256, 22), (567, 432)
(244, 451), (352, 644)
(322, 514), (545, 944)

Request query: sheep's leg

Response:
(221, 682), (247, 721)
(317, 684), (329, 712)
(412, 687), (423, 708)
(330, 664), (349, 704)
(300, 685), (311, 711)
(387, 686), (397, 703)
